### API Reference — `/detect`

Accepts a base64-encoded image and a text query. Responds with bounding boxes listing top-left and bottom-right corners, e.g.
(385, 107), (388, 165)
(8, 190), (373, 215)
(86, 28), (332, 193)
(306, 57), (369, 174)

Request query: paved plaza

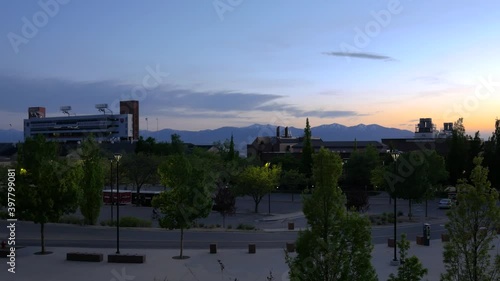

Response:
(3, 237), (500, 281)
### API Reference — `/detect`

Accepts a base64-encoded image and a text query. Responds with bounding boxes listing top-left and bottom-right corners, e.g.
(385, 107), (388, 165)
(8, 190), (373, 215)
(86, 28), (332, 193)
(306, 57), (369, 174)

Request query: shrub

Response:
(59, 215), (85, 225)
(119, 216), (152, 227)
(397, 210), (404, 217)
(236, 223), (256, 230)
(227, 224), (232, 229)
(198, 222), (205, 228)
(216, 224), (221, 228)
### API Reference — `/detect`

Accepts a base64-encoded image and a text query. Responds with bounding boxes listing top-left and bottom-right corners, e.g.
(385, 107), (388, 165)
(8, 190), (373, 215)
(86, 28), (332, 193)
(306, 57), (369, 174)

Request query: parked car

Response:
(438, 198), (453, 209)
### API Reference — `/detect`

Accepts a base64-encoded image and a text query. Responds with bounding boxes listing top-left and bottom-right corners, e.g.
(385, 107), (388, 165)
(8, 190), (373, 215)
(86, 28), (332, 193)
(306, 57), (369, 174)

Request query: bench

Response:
(66, 252), (103, 262)
(108, 254), (146, 263)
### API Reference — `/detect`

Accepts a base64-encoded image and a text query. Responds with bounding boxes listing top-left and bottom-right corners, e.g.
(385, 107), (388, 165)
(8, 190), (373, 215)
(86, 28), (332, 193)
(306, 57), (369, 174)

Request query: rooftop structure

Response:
(23, 100), (139, 143)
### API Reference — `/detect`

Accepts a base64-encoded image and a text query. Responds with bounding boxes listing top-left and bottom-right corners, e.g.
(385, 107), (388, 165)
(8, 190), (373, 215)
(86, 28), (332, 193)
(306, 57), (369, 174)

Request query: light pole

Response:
(114, 153), (122, 254)
(265, 162), (271, 215)
(391, 151), (400, 266)
(108, 157), (114, 222)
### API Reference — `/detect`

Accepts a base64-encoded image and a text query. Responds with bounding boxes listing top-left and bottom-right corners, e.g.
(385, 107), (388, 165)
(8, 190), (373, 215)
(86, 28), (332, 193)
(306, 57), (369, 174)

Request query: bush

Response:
(0, 210), (8, 219)
(216, 224), (221, 228)
(59, 215), (85, 225)
(198, 222), (205, 228)
(119, 217), (152, 228)
(397, 210), (404, 217)
(236, 223), (256, 230)
(227, 224), (232, 229)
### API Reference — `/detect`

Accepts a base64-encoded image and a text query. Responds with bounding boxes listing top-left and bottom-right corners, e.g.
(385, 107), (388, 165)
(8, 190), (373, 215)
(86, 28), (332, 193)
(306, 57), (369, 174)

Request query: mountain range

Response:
(0, 123), (413, 154)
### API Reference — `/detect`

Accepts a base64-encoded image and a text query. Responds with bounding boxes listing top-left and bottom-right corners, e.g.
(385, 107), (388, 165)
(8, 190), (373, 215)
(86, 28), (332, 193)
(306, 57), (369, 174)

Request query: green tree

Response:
(78, 135), (105, 225)
(280, 169), (308, 201)
(300, 118), (313, 178)
(212, 186), (236, 228)
(483, 119), (500, 188)
(170, 134), (185, 155)
(17, 135), (82, 254)
(388, 233), (428, 281)
(234, 163), (281, 213)
(270, 153), (301, 172)
(441, 157), (500, 281)
(446, 118), (469, 185)
(344, 145), (380, 188)
(121, 152), (160, 206)
(343, 145), (380, 210)
(152, 154), (214, 259)
(286, 148), (377, 281)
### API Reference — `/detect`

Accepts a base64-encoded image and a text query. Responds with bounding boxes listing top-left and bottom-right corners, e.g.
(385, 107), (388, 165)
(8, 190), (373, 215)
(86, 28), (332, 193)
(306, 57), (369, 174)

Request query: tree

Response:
(17, 135), (82, 254)
(152, 154), (214, 259)
(280, 169), (308, 201)
(446, 118), (469, 185)
(78, 136), (105, 225)
(270, 153), (301, 172)
(388, 233), (428, 281)
(212, 186), (236, 227)
(286, 148), (378, 280)
(233, 163), (281, 213)
(441, 157), (500, 281)
(121, 152), (160, 206)
(343, 145), (380, 210)
(300, 118), (313, 178)
(423, 150), (448, 216)
(170, 134), (185, 155)
(483, 119), (500, 188)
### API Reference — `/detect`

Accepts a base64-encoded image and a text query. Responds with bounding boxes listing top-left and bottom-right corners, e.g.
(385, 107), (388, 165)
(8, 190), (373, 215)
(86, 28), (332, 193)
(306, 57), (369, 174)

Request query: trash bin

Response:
(423, 223), (430, 246)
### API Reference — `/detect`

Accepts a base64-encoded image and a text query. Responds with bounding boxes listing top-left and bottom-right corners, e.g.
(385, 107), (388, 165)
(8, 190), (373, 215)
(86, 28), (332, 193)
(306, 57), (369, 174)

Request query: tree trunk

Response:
(425, 200), (428, 218)
(222, 214), (226, 228)
(136, 187), (141, 206)
(254, 201), (259, 213)
(408, 199), (412, 221)
(180, 227), (184, 258)
(41, 223), (45, 254)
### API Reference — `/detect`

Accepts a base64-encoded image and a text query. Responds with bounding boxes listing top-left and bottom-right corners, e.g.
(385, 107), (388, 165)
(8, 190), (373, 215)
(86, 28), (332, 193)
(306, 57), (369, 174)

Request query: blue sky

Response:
(1, 0), (500, 137)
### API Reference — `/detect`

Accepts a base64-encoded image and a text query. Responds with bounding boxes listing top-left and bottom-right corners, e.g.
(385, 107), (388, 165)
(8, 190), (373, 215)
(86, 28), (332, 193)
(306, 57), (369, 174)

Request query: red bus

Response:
(102, 190), (132, 205)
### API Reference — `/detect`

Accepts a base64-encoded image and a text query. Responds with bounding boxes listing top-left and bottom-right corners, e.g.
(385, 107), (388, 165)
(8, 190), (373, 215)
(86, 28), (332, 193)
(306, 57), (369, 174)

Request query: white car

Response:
(438, 198), (453, 209)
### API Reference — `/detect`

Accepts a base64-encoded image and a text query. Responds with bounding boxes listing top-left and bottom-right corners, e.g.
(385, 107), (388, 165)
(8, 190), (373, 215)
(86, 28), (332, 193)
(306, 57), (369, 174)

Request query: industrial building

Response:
(23, 100), (139, 143)
(382, 118), (454, 156)
(246, 126), (387, 162)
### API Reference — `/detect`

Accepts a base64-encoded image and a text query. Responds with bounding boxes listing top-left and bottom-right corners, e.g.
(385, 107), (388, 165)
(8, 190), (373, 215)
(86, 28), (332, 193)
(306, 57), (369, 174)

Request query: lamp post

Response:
(265, 162), (271, 215)
(391, 151), (400, 266)
(114, 153), (122, 254)
(108, 157), (114, 222)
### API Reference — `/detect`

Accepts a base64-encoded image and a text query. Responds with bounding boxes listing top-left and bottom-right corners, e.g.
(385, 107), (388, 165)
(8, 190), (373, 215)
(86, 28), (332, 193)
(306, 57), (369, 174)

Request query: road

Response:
(1, 220), (447, 250)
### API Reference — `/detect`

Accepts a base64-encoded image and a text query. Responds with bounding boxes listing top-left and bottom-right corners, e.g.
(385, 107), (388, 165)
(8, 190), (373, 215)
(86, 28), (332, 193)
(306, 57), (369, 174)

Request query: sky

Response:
(1, 0), (500, 138)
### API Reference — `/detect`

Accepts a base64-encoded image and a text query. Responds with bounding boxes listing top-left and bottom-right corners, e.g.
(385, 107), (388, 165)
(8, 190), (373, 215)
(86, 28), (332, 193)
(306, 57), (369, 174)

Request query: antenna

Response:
(95, 103), (113, 114)
(60, 106), (72, 116)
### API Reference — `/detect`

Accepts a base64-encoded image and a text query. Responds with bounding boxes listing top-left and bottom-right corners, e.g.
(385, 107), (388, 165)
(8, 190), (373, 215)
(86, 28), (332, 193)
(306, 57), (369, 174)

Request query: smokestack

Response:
(285, 127), (289, 138)
(276, 126), (280, 137)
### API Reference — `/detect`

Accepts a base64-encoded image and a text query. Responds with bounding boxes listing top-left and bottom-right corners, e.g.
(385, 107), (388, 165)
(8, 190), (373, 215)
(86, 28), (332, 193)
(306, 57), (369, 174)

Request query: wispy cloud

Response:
(255, 103), (367, 118)
(0, 74), (366, 121)
(322, 51), (395, 61)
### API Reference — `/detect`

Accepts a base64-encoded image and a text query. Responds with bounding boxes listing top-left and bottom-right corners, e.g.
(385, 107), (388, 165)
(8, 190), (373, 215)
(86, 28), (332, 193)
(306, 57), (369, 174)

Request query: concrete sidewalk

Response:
(4, 238), (498, 281)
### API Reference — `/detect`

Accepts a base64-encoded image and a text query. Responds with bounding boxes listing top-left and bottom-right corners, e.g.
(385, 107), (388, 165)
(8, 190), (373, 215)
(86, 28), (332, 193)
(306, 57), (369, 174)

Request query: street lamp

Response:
(265, 162), (271, 215)
(108, 157), (114, 222)
(390, 151), (400, 266)
(114, 153), (122, 254)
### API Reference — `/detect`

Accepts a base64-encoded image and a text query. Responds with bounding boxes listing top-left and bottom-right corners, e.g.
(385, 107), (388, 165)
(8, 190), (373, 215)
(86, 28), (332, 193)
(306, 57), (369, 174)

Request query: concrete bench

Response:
(66, 252), (103, 262)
